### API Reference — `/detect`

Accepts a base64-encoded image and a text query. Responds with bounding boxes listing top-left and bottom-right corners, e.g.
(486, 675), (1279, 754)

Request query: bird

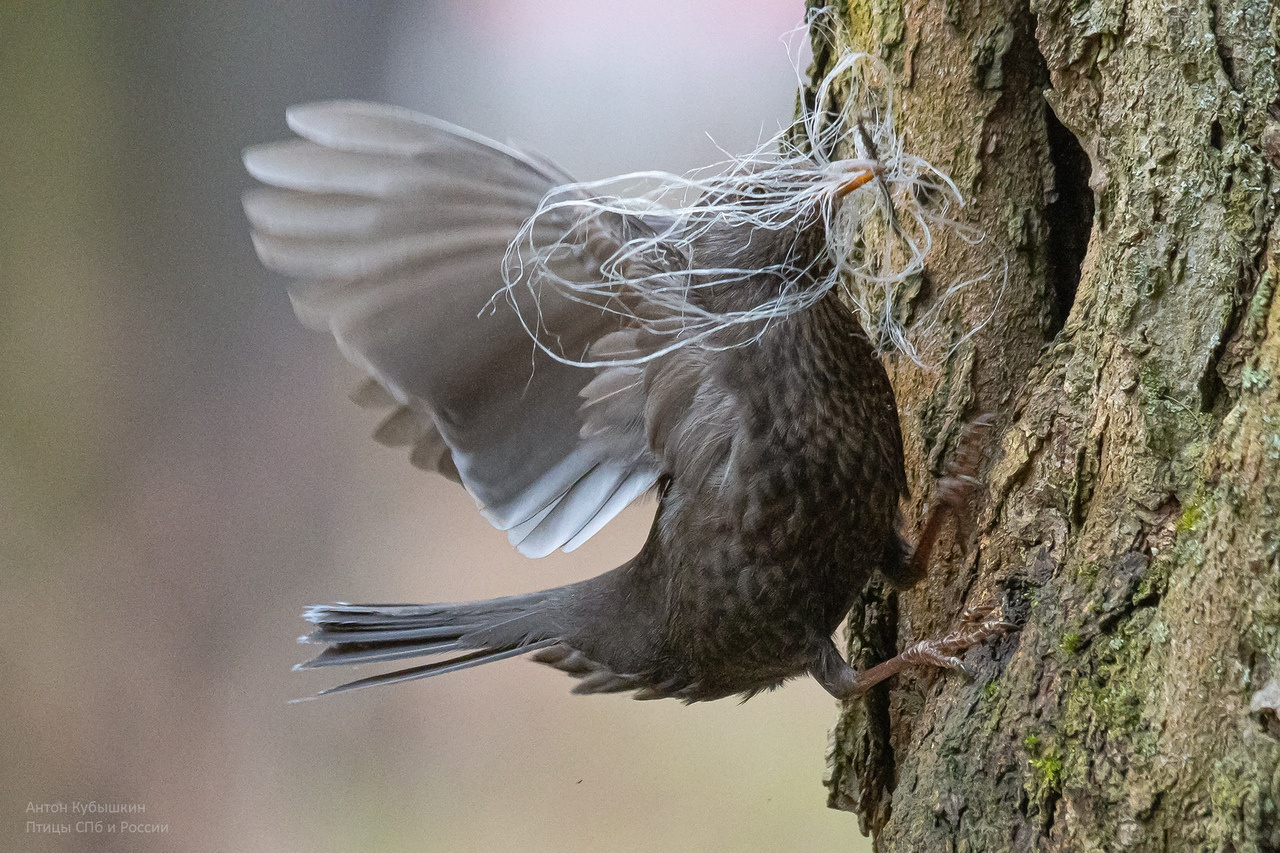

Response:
(242, 99), (1006, 703)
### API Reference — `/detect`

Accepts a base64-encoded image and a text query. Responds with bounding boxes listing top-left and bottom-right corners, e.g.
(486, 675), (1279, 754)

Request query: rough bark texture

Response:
(815, 0), (1280, 848)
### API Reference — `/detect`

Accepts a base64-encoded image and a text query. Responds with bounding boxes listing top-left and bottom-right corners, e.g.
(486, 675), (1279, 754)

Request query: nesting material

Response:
(499, 51), (1003, 370)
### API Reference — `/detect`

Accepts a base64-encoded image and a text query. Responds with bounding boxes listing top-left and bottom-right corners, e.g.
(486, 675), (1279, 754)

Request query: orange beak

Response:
(834, 166), (882, 199)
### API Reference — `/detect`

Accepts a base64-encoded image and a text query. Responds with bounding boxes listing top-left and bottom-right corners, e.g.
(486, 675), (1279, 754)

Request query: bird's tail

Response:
(296, 588), (567, 696)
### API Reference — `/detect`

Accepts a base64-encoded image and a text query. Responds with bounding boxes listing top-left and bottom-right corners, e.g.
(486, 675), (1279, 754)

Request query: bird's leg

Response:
(814, 415), (1014, 700)
(901, 413), (995, 582)
(813, 606), (1016, 700)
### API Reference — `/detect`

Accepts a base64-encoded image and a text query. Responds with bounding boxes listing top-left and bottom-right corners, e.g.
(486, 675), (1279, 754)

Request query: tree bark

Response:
(814, 0), (1280, 848)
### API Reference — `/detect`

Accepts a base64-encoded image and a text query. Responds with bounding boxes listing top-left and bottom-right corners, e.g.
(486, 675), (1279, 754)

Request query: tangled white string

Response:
(498, 44), (1003, 369)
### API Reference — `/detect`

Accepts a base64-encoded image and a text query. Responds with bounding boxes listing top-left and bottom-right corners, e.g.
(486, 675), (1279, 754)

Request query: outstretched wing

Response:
(243, 101), (660, 556)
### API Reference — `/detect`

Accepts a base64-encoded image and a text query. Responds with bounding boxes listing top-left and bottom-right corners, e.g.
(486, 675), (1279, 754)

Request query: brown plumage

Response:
(243, 101), (1001, 703)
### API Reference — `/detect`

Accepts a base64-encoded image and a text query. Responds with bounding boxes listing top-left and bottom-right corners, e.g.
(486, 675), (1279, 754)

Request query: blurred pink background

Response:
(3, 3), (873, 851)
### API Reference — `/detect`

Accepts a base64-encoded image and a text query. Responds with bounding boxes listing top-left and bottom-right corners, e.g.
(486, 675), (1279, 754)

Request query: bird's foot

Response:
(815, 603), (1017, 700)
(947, 413), (996, 480)
(933, 413), (996, 511)
(896, 605), (1017, 675)
(892, 414), (996, 587)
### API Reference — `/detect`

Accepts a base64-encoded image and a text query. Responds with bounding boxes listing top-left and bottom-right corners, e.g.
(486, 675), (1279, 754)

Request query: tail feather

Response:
(316, 641), (560, 695)
(298, 640), (467, 669)
(296, 592), (564, 695)
(305, 623), (480, 645)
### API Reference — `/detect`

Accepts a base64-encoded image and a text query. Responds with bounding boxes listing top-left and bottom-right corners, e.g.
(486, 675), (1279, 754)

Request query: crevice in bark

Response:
(1208, 0), (1238, 90)
(1042, 103), (1094, 340)
(859, 678), (896, 826)
(1204, 309), (1235, 412)
(1208, 242), (1270, 412)
(828, 580), (901, 832)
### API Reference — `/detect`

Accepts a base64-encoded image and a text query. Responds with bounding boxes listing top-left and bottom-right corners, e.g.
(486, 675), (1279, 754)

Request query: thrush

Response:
(243, 101), (1006, 703)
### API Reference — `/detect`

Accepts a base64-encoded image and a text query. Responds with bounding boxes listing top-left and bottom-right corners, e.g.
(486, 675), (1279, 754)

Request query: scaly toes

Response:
(912, 609), (1018, 672)
(959, 602), (1018, 635)
(958, 603), (996, 625)
(900, 639), (969, 673)
(934, 474), (982, 509)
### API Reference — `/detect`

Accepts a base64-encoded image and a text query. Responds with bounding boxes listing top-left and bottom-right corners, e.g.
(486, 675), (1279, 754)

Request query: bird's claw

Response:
(958, 603), (1018, 633)
(934, 414), (996, 510)
(900, 641), (968, 672)
(903, 603), (1018, 675)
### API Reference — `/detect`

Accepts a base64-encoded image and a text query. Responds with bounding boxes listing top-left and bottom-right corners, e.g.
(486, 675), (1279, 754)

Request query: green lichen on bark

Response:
(812, 0), (1280, 847)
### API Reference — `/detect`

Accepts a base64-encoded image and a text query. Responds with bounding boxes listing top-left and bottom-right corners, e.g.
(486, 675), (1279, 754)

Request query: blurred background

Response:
(2, 3), (874, 851)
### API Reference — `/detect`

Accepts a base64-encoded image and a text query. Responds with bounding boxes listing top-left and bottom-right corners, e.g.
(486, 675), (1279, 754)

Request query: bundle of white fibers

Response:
(498, 48), (1002, 369)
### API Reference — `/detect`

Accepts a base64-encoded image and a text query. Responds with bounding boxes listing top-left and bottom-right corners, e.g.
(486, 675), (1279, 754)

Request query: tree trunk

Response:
(814, 0), (1280, 848)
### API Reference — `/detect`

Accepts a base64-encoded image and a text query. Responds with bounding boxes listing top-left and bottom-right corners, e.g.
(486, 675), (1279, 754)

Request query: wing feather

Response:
(245, 101), (662, 554)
